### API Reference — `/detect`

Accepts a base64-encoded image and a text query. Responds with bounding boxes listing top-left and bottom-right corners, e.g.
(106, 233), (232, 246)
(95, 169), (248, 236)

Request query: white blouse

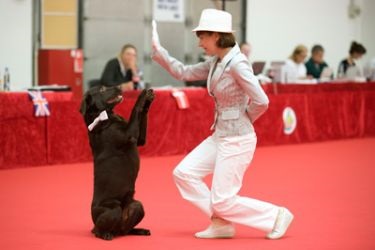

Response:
(282, 59), (307, 83)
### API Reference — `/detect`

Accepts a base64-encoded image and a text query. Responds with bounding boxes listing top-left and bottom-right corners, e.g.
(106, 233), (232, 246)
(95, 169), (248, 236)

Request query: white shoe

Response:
(195, 218), (235, 239)
(266, 207), (294, 240)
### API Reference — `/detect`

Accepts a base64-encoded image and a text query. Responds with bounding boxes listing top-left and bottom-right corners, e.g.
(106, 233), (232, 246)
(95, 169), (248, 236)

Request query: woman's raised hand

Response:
(152, 20), (161, 50)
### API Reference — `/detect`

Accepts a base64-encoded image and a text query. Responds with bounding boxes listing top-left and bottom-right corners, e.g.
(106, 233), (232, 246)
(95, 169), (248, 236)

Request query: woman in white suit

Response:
(151, 9), (293, 239)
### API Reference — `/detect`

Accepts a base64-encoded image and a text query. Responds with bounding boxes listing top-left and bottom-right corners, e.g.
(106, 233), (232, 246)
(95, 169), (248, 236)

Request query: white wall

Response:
(0, 0), (33, 90)
(361, 0), (375, 65)
(246, 0), (375, 74)
(0, 0), (373, 89)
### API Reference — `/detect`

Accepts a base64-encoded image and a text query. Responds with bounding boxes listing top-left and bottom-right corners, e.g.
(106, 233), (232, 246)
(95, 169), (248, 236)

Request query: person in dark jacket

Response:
(100, 44), (144, 91)
(337, 41), (366, 79)
(305, 45), (329, 79)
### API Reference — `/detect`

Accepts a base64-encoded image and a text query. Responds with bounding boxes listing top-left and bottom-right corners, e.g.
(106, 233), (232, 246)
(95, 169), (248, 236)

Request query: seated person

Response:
(282, 45), (313, 83)
(364, 57), (375, 81)
(337, 41), (366, 79)
(305, 45), (331, 80)
(100, 44), (144, 91)
(240, 42), (252, 59)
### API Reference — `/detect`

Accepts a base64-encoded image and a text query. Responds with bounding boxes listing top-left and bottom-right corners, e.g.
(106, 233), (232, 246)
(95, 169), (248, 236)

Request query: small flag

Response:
(28, 91), (50, 117)
(171, 89), (190, 109)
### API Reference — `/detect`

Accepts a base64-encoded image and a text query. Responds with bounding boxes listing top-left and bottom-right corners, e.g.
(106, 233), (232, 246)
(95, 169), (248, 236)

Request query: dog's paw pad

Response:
(145, 89), (155, 102)
(129, 137), (138, 144)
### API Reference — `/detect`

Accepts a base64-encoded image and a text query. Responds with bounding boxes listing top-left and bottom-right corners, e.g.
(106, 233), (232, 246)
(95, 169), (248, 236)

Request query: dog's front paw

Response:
(135, 89), (148, 108)
(145, 89), (155, 102)
(142, 89), (154, 112)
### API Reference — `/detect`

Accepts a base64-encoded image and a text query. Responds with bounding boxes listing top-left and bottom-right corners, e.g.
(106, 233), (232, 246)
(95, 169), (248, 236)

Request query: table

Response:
(0, 92), (73, 168)
(257, 84), (375, 145)
(1, 83), (374, 169)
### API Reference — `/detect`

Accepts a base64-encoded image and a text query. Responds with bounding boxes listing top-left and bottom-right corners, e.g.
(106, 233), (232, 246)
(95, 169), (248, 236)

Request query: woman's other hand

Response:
(121, 81), (134, 92)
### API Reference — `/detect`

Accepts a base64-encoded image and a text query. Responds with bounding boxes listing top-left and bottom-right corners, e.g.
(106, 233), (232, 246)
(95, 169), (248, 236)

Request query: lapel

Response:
(207, 44), (241, 95)
(207, 57), (218, 96)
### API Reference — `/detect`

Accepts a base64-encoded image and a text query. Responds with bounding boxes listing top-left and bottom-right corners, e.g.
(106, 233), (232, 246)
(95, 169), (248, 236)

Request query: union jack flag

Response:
(28, 91), (50, 117)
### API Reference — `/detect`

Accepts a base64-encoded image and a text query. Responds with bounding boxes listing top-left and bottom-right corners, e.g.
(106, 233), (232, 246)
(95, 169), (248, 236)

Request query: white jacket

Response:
(152, 44), (269, 137)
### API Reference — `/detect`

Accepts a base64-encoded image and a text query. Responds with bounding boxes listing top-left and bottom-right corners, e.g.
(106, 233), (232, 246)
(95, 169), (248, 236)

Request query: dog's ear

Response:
(92, 86), (106, 111)
(79, 93), (92, 115)
(93, 96), (106, 111)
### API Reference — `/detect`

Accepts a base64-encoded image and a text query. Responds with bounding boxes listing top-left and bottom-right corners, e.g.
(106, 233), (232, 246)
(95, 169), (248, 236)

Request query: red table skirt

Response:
(0, 92), (73, 168)
(1, 83), (374, 169)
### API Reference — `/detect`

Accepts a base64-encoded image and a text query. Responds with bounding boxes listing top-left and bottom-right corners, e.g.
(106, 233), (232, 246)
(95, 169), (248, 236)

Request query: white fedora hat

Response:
(192, 9), (235, 33)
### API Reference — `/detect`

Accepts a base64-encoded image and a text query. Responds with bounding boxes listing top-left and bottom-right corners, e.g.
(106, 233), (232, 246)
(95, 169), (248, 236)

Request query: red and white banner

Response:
(171, 89), (190, 109)
(71, 49), (83, 73)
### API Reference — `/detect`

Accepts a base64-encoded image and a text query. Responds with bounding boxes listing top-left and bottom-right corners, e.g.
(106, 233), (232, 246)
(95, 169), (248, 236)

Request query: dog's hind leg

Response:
(120, 200), (151, 236)
(128, 228), (151, 235)
(93, 206), (122, 240)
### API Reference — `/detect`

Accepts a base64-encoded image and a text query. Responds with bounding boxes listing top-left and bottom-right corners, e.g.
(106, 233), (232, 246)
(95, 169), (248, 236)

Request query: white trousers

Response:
(173, 133), (279, 232)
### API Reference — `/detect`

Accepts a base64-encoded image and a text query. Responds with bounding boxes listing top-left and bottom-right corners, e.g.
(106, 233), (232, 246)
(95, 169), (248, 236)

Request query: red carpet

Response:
(0, 138), (374, 250)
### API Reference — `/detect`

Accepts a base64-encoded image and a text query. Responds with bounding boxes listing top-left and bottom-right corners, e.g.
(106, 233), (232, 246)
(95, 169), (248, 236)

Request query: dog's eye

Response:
(100, 86), (106, 93)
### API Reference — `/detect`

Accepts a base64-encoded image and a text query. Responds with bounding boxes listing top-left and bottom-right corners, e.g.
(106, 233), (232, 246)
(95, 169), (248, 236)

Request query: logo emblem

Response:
(283, 107), (297, 135)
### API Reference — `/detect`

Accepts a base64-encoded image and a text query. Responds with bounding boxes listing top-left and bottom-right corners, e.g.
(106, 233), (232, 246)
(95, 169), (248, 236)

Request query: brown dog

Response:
(80, 86), (154, 240)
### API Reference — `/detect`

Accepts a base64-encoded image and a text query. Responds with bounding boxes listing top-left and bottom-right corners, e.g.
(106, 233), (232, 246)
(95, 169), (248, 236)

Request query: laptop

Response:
(252, 61), (266, 75)
(270, 61), (285, 82)
(319, 67), (333, 81)
(345, 66), (361, 79)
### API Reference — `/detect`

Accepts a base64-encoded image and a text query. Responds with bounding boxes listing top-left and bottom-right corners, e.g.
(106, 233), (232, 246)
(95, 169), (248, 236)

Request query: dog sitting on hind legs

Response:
(80, 85), (154, 240)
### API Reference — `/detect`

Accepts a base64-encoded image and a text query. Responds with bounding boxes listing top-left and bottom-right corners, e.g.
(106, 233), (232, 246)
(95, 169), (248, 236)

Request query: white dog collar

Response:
(88, 110), (109, 131)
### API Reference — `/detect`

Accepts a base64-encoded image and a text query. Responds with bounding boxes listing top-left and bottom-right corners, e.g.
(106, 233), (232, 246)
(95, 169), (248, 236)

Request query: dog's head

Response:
(80, 85), (123, 119)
